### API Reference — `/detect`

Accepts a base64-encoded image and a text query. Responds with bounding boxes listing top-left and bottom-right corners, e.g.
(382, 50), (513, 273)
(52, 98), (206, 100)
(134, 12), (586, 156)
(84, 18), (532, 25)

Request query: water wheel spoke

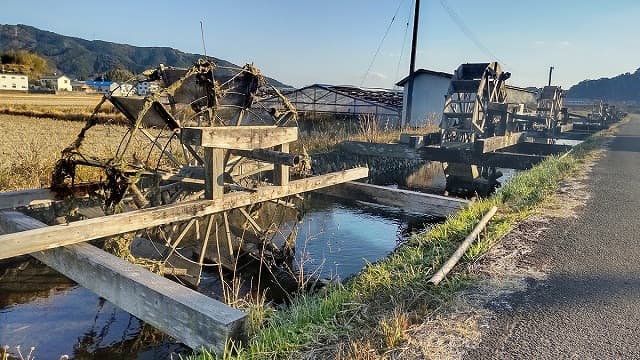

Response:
(239, 207), (264, 235)
(139, 128), (183, 168)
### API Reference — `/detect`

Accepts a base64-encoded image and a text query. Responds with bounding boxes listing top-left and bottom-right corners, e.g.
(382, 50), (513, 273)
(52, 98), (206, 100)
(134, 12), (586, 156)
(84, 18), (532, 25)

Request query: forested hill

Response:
(0, 24), (287, 87)
(567, 68), (640, 101)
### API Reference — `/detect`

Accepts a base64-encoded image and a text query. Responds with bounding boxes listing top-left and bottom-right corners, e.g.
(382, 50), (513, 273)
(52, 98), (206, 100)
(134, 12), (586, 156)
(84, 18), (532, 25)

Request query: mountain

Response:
(0, 24), (288, 87)
(567, 68), (640, 102)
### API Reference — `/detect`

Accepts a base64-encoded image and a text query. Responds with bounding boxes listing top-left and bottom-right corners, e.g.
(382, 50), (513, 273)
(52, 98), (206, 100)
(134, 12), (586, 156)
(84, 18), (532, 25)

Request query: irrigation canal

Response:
(0, 137), (585, 358)
(0, 187), (440, 359)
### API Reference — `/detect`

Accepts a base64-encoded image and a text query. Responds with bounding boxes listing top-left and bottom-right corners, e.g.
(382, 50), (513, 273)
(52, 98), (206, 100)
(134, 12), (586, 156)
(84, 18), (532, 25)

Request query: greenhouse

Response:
(260, 84), (403, 126)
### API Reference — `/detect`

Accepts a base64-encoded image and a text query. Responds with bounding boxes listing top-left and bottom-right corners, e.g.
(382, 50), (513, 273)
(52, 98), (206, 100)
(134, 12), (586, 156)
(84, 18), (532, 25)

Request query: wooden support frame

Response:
(0, 167), (368, 260)
(181, 126), (298, 150)
(473, 132), (526, 153)
(0, 211), (246, 351)
(0, 188), (57, 210)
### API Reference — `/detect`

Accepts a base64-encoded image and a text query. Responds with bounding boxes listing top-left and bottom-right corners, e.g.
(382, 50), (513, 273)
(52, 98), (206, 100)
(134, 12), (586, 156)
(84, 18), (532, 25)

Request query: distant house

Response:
(0, 72), (28, 92)
(86, 80), (113, 93)
(136, 81), (160, 95)
(40, 74), (72, 92)
(71, 80), (93, 93)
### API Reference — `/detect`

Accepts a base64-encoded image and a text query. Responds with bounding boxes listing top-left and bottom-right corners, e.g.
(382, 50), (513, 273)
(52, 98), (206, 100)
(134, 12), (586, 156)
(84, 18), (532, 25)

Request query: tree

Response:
(0, 50), (50, 79)
(103, 68), (135, 82)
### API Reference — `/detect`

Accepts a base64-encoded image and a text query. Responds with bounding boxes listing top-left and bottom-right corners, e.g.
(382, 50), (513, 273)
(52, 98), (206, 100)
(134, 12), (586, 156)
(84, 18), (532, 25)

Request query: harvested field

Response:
(0, 114), (150, 191)
(0, 93), (102, 106)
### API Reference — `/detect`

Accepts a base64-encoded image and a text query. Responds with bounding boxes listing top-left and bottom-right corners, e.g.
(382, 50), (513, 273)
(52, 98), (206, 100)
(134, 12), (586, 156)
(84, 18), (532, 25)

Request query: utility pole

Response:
(548, 66), (554, 86)
(404, 0), (420, 128)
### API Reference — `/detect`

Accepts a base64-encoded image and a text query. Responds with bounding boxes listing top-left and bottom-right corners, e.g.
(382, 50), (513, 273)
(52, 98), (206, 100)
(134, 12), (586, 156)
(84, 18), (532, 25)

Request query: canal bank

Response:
(190, 116), (625, 359)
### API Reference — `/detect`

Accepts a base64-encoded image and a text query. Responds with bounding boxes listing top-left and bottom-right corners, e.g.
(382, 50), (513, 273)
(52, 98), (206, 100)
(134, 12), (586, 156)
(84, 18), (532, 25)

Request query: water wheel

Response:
(536, 85), (565, 132)
(439, 62), (512, 194)
(51, 59), (304, 288)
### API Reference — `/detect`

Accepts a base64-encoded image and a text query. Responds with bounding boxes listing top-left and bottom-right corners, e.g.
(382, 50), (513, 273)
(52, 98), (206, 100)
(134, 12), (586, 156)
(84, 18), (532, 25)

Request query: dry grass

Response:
(0, 103), (127, 124)
(0, 114), (150, 191)
(294, 115), (437, 155)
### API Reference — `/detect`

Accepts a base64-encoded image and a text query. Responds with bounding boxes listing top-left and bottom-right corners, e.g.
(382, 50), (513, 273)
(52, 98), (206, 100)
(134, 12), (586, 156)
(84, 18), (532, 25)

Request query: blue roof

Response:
(86, 80), (113, 87)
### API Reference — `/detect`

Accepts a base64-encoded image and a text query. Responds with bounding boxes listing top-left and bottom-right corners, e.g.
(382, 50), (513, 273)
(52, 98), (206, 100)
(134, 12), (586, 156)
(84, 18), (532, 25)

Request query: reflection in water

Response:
(400, 162), (447, 193)
(0, 260), (185, 360)
(376, 161), (518, 197)
(295, 194), (439, 280)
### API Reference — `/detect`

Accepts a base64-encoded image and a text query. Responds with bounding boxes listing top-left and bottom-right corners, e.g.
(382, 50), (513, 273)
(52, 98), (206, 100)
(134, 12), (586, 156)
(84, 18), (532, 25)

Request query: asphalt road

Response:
(467, 115), (640, 359)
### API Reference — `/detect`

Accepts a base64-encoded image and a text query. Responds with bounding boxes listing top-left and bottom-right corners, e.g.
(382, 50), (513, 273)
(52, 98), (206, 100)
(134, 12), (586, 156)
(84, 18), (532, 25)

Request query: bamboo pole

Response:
(428, 206), (498, 285)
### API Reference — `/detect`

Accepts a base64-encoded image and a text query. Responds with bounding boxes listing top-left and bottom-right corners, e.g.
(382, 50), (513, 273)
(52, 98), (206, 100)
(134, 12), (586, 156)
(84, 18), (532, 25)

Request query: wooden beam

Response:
(498, 143), (572, 156)
(339, 141), (423, 160)
(315, 181), (468, 217)
(0, 211), (246, 352)
(473, 132), (526, 153)
(204, 148), (224, 200)
(338, 141), (547, 170)
(422, 146), (547, 170)
(0, 183), (102, 210)
(0, 188), (56, 210)
(0, 167), (368, 260)
(273, 143), (289, 186)
(181, 126), (298, 150)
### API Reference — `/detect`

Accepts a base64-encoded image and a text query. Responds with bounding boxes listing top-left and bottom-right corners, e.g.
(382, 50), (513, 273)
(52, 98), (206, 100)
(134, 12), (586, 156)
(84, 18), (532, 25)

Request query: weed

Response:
(378, 308), (409, 349)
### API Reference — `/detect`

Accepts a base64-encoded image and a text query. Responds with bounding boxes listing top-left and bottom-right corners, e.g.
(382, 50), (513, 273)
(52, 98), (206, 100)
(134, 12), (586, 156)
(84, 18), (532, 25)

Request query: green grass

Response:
(187, 125), (612, 359)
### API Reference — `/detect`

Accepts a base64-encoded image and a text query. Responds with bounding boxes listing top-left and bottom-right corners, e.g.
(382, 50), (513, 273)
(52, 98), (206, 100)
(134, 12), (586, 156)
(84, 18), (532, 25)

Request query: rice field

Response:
(0, 114), (143, 191)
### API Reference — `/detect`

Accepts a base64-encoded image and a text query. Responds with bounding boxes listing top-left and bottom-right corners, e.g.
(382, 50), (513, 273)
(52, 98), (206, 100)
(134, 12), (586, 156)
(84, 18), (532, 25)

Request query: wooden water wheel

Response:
(536, 85), (565, 131)
(439, 62), (512, 194)
(51, 59), (305, 287)
(440, 62), (512, 147)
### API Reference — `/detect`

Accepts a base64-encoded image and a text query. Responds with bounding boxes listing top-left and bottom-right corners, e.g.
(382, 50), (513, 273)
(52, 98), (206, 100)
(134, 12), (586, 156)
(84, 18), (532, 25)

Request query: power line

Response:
(361, 0), (406, 86)
(439, 0), (508, 67)
(394, 0), (413, 88)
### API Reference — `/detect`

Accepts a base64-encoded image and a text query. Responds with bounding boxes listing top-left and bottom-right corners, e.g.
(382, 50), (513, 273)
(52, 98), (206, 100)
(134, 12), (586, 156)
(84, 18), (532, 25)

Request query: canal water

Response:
(0, 189), (440, 359)
(0, 158), (534, 359)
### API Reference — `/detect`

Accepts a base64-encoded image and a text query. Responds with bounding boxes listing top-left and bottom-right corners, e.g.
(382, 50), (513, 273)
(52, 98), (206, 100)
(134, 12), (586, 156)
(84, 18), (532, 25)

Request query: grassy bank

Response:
(189, 124), (613, 359)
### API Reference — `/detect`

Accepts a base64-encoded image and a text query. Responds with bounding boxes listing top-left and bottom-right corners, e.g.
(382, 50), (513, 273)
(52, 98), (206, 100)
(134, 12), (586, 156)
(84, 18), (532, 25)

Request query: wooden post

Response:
(273, 143), (290, 186)
(404, 0), (421, 127)
(428, 206), (498, 285)
(204, 147), (224, 200)
(0, 211), (246, 352)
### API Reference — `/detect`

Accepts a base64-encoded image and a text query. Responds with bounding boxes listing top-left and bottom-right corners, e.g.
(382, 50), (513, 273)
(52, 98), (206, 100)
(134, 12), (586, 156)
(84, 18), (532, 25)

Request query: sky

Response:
(1, 0), (639, 89)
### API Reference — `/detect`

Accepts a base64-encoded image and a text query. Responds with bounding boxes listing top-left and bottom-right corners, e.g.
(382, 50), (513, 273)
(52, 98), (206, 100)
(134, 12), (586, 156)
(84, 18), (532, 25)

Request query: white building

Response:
(0, 73), (28, 92)
(136, 81), (160, 95)
(396, 69), (452, 127)
(40, 75), (72, 92)
(109, 82), (135, 96)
